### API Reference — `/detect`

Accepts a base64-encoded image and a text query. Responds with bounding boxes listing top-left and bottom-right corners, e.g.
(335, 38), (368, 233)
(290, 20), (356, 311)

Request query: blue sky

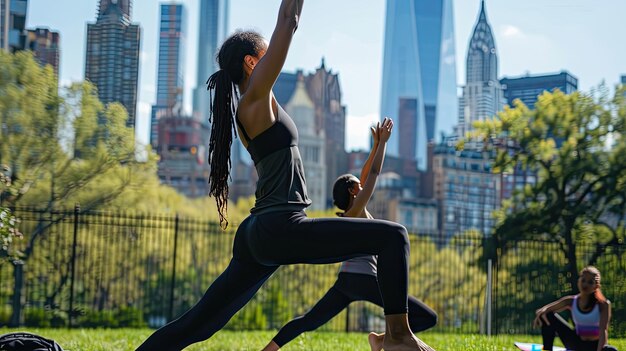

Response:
(28, 0), (626, 150)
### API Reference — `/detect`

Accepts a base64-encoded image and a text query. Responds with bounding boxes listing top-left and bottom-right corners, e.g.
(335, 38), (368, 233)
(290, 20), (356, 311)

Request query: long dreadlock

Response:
(206, 70), (238, 229)
(205, 30), (266, 230)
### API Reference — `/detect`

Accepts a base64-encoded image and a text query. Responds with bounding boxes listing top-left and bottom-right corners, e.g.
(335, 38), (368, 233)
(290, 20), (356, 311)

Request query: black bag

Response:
(0, 332), (64, 351)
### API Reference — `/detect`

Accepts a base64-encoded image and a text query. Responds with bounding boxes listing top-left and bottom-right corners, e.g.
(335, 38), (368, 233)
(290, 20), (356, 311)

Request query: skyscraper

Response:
(380, 0), (458, 170)
(1, 0), (28, 53)
(457, 0), (504, 137)
(500, 71), (578, 108)
(192, 0), (229, 124)
(85, 0), (141, 128)
(151, 3), (187, 148)
(25, 28), (60, 76)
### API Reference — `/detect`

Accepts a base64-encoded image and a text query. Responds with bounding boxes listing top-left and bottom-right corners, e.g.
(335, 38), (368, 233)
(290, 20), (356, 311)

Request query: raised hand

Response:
(378, 117), (393, 143)
(370, 123), (380, 144)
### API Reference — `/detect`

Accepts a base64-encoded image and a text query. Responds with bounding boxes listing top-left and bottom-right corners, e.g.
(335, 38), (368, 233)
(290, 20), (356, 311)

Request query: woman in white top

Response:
(533, 266), (617, 351)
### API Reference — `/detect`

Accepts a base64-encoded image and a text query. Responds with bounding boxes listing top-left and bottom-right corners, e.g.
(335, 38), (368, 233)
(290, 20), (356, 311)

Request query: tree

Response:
(0, 166), (21, 263)
(462, 86), (626, 291)
(0, 50), (158, 325)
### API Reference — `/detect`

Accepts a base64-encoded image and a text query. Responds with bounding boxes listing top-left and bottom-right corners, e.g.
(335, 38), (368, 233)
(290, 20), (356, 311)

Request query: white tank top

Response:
(571, 295), (600, 338)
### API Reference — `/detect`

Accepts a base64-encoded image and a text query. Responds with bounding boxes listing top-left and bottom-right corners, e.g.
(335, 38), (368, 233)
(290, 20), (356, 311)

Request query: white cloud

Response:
(500, 25), (524, 38)
(345, 113), (380, 151)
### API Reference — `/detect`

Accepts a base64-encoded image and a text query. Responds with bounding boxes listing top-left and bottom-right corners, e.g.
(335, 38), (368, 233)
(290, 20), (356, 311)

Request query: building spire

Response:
(479, 0), (487, 22)
(466, 0), (497, 84)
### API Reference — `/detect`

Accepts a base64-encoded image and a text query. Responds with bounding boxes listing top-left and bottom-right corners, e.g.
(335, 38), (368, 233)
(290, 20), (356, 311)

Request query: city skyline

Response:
(150, 3), (187, 147)
(380, 0), (457, 170)
(84, 0), (141, 128)
(26, 0), (626, 150)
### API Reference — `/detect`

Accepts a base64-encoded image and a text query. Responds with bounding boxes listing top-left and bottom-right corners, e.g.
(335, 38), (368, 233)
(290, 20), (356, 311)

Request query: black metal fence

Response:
(0, 207), (624, 336)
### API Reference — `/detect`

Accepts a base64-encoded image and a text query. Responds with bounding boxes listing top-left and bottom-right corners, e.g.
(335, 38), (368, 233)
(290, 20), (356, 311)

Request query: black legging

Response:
(541, 312), (618, 351)
(273, 272), (437, 347)
(136, 210), (410, 351)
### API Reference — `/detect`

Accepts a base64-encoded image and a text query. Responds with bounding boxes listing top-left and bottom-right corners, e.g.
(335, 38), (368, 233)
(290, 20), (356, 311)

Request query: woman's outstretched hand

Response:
(378, 117), (393, 143)
(370, 124), (380, 145)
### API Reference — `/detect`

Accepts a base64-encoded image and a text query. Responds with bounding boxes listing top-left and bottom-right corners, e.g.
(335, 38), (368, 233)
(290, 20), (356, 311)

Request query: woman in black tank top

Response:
(136, 1), (433, 350)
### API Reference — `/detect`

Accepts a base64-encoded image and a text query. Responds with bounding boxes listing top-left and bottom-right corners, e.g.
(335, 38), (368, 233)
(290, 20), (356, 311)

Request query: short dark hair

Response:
(332, 174), (359, 211)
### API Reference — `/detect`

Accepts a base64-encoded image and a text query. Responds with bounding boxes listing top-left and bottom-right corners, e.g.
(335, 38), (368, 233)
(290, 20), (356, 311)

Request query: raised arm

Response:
(359, 124), (380, 184)
(345, 118), (393, 217)
(246, 0), (303, 101)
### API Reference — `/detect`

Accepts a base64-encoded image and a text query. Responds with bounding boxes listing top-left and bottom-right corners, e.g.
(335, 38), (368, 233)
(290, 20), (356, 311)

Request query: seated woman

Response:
(533, 266), (618, 351)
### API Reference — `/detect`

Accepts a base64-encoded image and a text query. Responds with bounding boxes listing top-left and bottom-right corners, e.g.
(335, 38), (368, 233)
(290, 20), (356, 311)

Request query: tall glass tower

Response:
(150, 3), (187, 148)
(192, 0), (229, 124)
(85, 0), (141, 128)
(1, 0), (28, 53)
(380, 0), (458, 170)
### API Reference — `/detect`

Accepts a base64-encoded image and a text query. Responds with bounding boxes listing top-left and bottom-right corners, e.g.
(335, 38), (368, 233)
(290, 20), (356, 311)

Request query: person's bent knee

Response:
(386, 223), (409, 249)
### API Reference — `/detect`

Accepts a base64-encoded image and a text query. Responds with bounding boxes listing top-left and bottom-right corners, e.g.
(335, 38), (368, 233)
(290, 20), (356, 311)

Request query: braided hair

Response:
(206, 30), (266, 229)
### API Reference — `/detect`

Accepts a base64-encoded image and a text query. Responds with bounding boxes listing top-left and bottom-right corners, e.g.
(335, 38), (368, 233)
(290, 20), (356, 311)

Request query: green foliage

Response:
(0, 165), (21, 263)
(466, 87), (626, 289)
(0, 49), (167, 214)
(77, 307), (146, 328)
(0, 206), (21, 262)
(410, 232), (486, 333)
(24, 307), (66, 328)
(225, 303), (268, 331)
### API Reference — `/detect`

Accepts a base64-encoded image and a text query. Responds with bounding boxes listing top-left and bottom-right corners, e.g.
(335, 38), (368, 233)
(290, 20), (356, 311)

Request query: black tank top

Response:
(236, 104), (312, 214)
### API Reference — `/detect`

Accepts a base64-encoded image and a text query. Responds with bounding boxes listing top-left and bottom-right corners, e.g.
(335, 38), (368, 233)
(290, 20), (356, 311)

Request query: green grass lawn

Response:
(1, 329), (625, 350)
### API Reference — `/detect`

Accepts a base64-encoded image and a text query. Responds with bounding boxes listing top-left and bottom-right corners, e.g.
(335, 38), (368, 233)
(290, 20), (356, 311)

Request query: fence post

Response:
(486, 258), (493, 336)
(69, 203), (80, 328)
(345, 305), (350, 333)
(169, 214), (180, 321)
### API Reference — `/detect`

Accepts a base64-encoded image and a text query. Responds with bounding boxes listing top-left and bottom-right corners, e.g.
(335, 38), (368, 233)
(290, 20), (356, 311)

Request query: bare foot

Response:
(382, 335), (436, 351)
(261, 340), (280, 351)
(368, 332), (384, 351)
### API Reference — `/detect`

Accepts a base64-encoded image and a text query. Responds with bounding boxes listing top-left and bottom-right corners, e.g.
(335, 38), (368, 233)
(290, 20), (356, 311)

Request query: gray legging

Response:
(541, 312), (618, 351)
(273, 272), (437, 347)
(136, 210), (410, 351)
